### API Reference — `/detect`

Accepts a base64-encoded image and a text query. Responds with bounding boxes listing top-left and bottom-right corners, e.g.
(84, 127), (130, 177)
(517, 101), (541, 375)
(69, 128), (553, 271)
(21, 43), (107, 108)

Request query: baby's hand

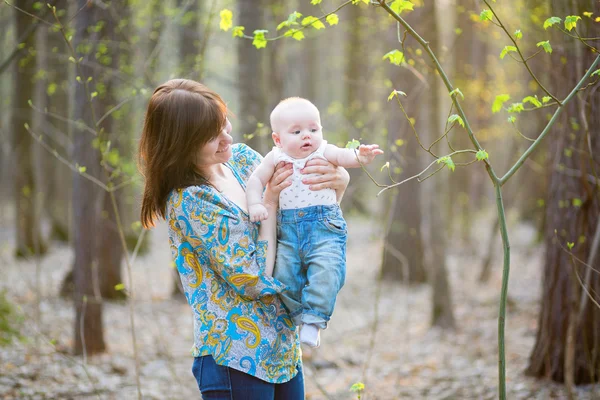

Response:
(249, 204), (269, 222)
(357, 144), (384, 165)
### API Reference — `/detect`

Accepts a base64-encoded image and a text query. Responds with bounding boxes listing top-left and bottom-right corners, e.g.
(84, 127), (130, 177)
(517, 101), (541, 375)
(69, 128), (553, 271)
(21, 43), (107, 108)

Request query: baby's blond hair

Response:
(270, 97), (320, 133)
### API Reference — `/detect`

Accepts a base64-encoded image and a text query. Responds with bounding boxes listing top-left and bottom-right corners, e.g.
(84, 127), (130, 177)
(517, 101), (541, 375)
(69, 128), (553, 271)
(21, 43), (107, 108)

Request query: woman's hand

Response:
(301, 159), (350, 203)
(263, 162), (293, 208)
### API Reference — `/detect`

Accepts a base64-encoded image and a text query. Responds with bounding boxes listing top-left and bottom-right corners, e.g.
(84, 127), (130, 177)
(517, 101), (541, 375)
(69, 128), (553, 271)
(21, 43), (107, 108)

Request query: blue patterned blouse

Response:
(166, 143), (301, 383)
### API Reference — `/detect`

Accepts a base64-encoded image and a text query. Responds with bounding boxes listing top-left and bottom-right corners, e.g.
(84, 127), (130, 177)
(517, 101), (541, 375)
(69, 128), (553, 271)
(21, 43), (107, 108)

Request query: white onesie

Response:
(272, 140), (337, 210)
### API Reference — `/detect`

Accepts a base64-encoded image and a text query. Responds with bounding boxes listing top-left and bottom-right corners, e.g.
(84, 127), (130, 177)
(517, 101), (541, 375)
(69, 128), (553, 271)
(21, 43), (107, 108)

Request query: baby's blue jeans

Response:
(274, 204), (347, 329)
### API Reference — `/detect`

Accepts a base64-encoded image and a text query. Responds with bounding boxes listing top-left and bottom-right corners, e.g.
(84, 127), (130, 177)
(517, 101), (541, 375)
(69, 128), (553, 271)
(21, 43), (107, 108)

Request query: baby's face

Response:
(272, 102), (323, 159)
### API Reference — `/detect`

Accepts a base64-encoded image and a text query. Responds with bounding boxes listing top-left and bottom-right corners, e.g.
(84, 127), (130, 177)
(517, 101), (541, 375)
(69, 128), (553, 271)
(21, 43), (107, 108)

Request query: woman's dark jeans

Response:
(192, 355), (304, 399)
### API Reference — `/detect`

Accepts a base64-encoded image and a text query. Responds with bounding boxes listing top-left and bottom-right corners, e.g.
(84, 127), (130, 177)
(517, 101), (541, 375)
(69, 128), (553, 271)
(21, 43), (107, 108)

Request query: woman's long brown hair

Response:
(138, 79), (227, 228)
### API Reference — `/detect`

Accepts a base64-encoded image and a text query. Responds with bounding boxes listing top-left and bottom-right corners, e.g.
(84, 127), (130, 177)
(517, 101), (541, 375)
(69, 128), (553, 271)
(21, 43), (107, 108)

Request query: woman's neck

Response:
(197, 162), (227, 181)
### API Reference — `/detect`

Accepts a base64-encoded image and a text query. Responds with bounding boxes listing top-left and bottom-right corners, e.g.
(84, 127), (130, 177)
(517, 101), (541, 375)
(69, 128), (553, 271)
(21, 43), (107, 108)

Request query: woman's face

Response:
(195, 118), (233, 170)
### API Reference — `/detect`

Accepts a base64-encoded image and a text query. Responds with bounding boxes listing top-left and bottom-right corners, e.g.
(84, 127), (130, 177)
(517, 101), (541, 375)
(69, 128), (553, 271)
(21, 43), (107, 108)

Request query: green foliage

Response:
(326, 14), (339, 26)
(114, 283), (126, 291)
(387, 90), (406, 101)
(480, 10), (493, 22)
(543, 16), (561, 30)
(542, 96), (552, 103)
(219, 9), (233, 31)
(449, 88), (464, 100)
(492, 94), (510, 113)
(567, 242), (575, 250)
(284, 29), (305, 41)
(302, 16), (325, 30)
(499, 45), (517, 59)
(383, 50), (405, 65)
(507, 102), (525, 113)
(277, 11), (302, 30)
(0, 291), (23, 346)
(346, 139), (361, 149)
(564, 15), (581, 31)
(389, 0), (414, 15)
(448, 114), (464, 128)
(536, 40), (552, 54)
(572, 198), (583, 207)
(523, 95), (542, 107)
(476, 150), (489, 161)
(311, 0), (322, 4)
(437, 156), (456, 172)
(232, 26), (245, 38)
(350, 382), (365, 399)
(253, 30), (268, 49)
(514, 30), (522, 40)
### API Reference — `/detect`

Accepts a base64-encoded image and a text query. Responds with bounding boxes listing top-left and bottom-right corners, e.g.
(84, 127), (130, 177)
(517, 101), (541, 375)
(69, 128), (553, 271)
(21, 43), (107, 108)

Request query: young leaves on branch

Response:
(326, 14), (339, 26)
(514, 30), (522, 40)
(543, 16), (561, 30)
(437, 156), (456, 172)
(389, 0), (414, 15)
(499, 46), (517, 59)
(564, 15), (582, 31)
(387, 90), (407, 101)
(492, 94), (510, 113)
(220, 9), (233, 31)
(253, 30), (268, 49)
(523, 95), (542, 108)
(536, 40), (552, 54)
(448, 114), (465, 128)
(480, 9), (493, 22)
(346, 139), (361, 149)
(383, 50), (405, 65)
(302, 16), (326, 30)
(476, 150), (489, 161)
(449, 88), (465, 100)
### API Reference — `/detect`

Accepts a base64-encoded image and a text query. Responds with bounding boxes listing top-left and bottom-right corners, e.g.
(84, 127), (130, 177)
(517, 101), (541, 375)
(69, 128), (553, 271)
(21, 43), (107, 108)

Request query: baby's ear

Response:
(272, 132), (282, 147)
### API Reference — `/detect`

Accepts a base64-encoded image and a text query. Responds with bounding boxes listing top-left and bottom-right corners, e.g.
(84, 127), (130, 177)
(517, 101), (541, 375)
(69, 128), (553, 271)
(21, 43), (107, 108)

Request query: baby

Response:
(246, 97), (383, 347)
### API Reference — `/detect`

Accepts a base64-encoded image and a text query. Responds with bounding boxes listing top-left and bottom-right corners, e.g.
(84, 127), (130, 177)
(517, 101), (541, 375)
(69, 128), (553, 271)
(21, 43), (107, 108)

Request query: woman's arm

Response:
(257, 162), (293, 276)
(300, 159), (350, 203)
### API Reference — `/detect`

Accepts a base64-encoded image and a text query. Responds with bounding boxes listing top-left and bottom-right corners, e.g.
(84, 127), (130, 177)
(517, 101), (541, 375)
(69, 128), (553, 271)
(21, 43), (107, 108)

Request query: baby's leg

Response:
(300, 211), (347, 330)
(274, 218), (305, 326)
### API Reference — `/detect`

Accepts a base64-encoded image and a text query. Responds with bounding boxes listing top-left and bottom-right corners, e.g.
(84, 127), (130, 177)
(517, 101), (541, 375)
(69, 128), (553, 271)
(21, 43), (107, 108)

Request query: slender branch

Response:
(500, 55), (600, 185)
(509, 119), (536, 142)
(483, 0), (561, 104)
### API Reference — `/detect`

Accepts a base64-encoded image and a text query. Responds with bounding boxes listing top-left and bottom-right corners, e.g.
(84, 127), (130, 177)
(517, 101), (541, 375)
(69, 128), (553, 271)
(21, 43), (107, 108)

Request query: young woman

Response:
(138, 79), (349, 399)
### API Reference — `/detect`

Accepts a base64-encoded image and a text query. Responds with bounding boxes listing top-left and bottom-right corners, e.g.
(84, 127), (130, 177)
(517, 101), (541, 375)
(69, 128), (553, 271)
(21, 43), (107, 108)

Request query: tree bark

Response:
(71, 0), (105, 356)
(237, 0), (268, 153)
(526, 0), (600, 383)
(12, 0), (47, 258)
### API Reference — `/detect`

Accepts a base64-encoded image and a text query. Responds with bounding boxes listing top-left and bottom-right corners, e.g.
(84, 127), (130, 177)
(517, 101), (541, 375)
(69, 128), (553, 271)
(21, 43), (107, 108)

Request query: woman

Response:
(138, 79), (349, 399)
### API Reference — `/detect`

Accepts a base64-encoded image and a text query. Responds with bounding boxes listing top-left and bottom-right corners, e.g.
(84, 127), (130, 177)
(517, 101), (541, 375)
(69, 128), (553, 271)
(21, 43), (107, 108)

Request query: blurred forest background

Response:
(0, 0), (599, 398)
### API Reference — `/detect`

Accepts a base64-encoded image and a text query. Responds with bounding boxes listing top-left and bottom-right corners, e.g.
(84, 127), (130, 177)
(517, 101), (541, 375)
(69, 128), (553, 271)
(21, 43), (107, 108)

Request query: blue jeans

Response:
(192, 355), (304, 399)
(275, 205), (347, 329)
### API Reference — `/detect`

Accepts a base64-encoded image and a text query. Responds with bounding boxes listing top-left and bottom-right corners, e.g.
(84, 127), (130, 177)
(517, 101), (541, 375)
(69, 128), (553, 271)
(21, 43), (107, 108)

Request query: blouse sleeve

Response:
(172, 186), (287, 300)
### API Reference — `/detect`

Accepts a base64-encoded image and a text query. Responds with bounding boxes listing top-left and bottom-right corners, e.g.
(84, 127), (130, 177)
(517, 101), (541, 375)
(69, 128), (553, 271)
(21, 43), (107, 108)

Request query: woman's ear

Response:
(272, 132), (282, 147)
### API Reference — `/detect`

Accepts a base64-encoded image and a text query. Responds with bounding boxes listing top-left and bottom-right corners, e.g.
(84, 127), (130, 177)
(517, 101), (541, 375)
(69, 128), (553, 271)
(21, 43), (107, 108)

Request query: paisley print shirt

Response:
(166, 143), (301, 383)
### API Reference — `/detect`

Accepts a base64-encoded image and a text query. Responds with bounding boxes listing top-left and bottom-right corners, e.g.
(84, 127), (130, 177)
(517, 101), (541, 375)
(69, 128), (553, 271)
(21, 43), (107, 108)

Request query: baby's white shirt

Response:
(272, 140), (337, 210)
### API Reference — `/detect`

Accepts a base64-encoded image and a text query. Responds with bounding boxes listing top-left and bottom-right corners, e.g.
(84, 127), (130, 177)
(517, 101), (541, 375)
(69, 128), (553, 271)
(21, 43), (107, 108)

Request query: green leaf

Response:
(508, 115), (516, 123)
(542, 96), (552, 103)
(253, 30), (268, 49)
(480, 9), (493, 21)
(572, 198), (583, 207)
(583, 12), (593, 18)
(492, 94), (510, 113)
(507, 102), (524, 113)
(476, 150), (489, 161)
(514, 29), (522, 39)
(387, 90), (407, 101)
(448, 114), (464, 128)
(284, 29), (305, 41)
(47, 83), (57, 96)
(382, 49), (405, 65)
(565, 15), (581, 31)
(78, 166), (87, 173)
(232, 26), (245, 38)
(219, 9), (233, 31)
(311, 0), (322, 4)
(536, 40), (552, 53)
(277, 11), (302, 30)
(437, 156), (456, 172)
(380, 161), (390, 172)
(350, 382), (365, 393)
(543, 16), (561, 30)
(500, 45), (517, 59)
(114, 283), (125, 291)
(302, 16), (325, 30)
(523, 95), (542, 107)
(91, 91), (98, 99)
(389, 0), (414, 14)
(591, 69), (600, 78)
(567, 242), (575, 250)
(346, 139), (360, 149)
(449, 88), (464, 100)
(326, 13), (339, 26)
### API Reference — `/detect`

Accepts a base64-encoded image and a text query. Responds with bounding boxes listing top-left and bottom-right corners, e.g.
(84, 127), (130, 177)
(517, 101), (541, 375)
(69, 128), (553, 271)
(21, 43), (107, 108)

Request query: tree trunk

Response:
(526, 0), (600, 383)
(380, 10), (425, 284)
(237, 0), (268, 153)
(428, 0), (455, 329)
(177, 0), (201, 80)
(12, 0), (47, 258)
(45, 0), (71, 243)
(71, 0), (105, 355)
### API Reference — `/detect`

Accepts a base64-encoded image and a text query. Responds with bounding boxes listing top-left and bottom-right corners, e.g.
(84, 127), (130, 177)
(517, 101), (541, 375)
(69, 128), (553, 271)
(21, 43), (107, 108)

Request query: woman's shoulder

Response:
(166, 185), (221, 213)
(229, 143), (263, 178)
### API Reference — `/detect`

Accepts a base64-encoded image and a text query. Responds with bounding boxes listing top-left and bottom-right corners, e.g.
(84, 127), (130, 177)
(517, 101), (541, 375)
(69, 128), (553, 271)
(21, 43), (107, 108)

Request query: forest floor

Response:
(1, 210), (599, 400)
